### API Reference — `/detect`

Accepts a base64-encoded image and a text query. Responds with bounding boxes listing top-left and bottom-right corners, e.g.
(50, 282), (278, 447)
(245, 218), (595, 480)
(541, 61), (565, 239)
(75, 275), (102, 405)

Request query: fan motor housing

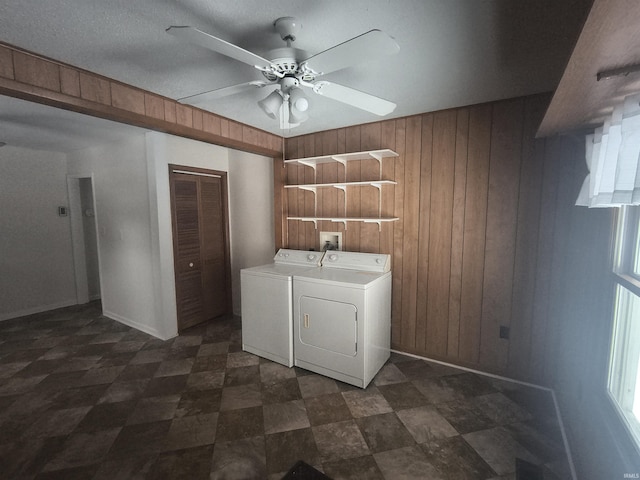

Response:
(262, 47), (315, 83)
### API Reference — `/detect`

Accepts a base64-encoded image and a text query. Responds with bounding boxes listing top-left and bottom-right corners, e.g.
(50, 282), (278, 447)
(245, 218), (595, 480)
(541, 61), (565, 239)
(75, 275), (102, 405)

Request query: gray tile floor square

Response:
(0, 302), (572, 479)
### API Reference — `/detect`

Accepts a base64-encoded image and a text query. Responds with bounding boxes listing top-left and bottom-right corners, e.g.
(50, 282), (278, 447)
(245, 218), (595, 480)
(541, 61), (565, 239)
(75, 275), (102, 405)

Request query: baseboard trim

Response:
(390, 349), (578, 480)
(102, 309), (174, 341)
(0, 299), (78, 322)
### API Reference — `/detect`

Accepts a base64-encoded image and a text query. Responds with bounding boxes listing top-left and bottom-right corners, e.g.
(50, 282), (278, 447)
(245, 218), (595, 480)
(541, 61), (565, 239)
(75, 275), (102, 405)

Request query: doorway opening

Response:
(67, 175), (101, 305)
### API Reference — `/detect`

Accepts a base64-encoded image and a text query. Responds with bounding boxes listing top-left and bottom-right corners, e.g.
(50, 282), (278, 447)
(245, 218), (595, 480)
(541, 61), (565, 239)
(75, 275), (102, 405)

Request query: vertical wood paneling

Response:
(507, 96), (547, 378)
(457, 104), (491, 365)
(448, 108), (469, 357)
(345, 127), (362, 252)
(335, 129), (348, 247)
(401, 116), (422, 350)
(530, 138), (561, 384)
(416, 114), (433, 352)
(543, 137), (579, 384)
(426, 110), (457, 357)
(273, 156), (286, 251)
(380, 120), (397, 257)
(304, 136), (316, 250)
(287, 139), (301, 250)
(281, 93), (587, 384)
(361, 123), (382, 252)
(392, 119), (406, 348)
(322, 131), (339, 248)
(480, 98), (524, 371)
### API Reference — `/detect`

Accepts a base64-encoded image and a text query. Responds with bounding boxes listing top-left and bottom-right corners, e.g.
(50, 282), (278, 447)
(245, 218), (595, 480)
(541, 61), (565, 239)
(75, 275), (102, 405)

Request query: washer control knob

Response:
(376, 258), (382, 264)
(329, 254), (338, 261)
(307, 254), (316, 261)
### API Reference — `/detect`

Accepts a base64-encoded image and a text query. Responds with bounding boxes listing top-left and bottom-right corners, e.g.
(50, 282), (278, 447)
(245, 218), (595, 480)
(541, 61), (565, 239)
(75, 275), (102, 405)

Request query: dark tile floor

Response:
(0, 302), (572, 479)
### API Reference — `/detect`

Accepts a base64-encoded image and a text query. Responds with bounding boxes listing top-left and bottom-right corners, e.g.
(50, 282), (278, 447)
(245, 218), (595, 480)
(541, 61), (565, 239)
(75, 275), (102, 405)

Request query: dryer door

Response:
(299, 296), (357, 357)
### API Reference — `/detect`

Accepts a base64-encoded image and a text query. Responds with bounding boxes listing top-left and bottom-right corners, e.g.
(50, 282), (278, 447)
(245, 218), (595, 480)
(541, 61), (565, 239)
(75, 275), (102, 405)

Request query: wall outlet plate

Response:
(58, 206), (68, 217)
(499, 325), (510, 339)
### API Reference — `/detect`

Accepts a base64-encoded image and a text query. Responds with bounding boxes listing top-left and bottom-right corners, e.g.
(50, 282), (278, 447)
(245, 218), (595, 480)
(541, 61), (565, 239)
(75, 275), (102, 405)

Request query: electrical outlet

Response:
(499, 326), (510, 339)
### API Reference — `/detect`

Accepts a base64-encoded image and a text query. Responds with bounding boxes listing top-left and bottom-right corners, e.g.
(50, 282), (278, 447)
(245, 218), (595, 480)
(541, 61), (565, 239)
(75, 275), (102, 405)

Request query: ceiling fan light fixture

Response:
(288, 86), (309, 124)
(258, 90), (283, 119)
(289, 103), (309, 124)
(288, 87), (309, 112)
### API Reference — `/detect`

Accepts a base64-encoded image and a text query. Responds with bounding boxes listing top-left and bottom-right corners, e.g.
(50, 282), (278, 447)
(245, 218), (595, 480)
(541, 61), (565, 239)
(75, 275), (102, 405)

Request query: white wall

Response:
(4, 130), (276, 337)
(228, 149), (275, 314)
(0, 146), (77, 319)
(146, 132), (276, 324)
(67, 135), (159, 336)
(145, 132), (230, 338)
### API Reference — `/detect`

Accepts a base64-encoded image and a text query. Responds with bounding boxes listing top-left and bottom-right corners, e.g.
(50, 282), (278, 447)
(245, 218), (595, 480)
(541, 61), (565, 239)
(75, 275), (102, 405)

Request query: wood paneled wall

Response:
(0, 42), (282, 157)
(282, 93), (586, 384)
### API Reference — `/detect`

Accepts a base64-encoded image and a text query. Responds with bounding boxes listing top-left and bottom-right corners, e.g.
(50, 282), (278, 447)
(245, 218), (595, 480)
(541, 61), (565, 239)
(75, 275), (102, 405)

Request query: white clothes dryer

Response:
(241, 249), (323, 367)
(293, 251), (392, 388)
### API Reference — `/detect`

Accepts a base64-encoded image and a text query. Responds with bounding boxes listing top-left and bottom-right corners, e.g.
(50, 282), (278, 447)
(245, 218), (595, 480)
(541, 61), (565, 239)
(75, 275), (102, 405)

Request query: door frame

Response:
(67, 174), (103, 305)
(168, 164), (233, 329)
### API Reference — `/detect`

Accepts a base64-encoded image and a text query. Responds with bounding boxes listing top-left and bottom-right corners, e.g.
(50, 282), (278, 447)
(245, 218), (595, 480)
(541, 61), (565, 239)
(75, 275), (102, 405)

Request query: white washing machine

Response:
(241, 249), (323, 367)
(293, 251), (392, 388)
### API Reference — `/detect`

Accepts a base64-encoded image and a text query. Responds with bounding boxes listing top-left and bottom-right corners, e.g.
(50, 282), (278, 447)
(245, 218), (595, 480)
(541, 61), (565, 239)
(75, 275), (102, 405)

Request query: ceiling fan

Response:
(166, 17), (400, 129)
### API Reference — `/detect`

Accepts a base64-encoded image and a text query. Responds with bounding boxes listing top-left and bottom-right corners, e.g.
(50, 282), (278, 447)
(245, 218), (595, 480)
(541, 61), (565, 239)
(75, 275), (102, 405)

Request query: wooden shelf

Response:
(284, 149), (399, 231)
(284, 180), (397, 191)
(284, 149), (398, 169)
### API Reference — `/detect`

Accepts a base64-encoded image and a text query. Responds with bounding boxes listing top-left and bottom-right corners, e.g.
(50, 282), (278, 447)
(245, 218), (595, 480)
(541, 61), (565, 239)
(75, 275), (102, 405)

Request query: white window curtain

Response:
(577, 93), (640, 207)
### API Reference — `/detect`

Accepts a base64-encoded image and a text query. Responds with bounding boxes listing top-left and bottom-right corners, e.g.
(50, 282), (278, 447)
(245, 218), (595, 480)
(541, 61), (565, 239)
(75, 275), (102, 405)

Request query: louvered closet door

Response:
(199, 176), (228, 320)
(170, 168), (231, 331)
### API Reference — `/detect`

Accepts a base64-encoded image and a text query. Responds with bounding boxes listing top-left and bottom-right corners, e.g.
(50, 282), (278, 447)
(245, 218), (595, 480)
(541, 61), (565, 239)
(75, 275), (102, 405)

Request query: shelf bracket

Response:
(331, 218), (348, 230)
(363, 219), (383, 231)
(299, 186), (318, 217)
(300, 218), (318, 229)
(368, 152), (384, 177)
(297, 160), (318, 184)
(334, 185), (348, 217)
(330, 155), (348, 168)
(371, 183), (383, 218)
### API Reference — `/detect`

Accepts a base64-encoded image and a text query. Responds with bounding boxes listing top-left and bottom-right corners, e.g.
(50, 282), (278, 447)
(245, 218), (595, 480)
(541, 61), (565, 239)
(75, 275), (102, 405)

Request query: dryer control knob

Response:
(328, 254), (338, 261)
(307, 254), (316, 261)
(376, 258), (382, 264)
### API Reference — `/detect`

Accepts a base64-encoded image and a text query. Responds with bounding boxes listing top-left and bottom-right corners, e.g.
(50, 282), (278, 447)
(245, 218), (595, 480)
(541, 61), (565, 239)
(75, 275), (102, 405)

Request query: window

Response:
(609, 205), (640, 450)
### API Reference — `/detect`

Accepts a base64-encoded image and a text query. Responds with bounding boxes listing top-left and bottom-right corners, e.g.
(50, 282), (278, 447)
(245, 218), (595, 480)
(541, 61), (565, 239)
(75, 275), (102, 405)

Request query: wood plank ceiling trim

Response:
(538, 0), (640, 137)
(0, 41), (283, 157)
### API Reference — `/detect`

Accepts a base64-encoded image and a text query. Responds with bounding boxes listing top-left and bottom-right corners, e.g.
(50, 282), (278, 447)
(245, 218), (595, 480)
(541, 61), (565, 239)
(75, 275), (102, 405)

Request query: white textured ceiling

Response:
(0, 0), (591, 148)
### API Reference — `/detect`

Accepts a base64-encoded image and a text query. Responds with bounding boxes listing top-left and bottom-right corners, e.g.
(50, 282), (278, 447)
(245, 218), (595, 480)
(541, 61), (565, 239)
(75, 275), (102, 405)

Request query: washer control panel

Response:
(274, 249), (324, 266)
(321, 251), (391, 272)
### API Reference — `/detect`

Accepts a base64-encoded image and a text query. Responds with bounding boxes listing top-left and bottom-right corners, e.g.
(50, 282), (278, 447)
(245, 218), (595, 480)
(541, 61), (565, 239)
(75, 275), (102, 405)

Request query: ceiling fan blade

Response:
(178, 81), (272, 106)
(167, 26), (272, 69)
(304, 30), (399, 76)
(312, 81), (396, 116)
